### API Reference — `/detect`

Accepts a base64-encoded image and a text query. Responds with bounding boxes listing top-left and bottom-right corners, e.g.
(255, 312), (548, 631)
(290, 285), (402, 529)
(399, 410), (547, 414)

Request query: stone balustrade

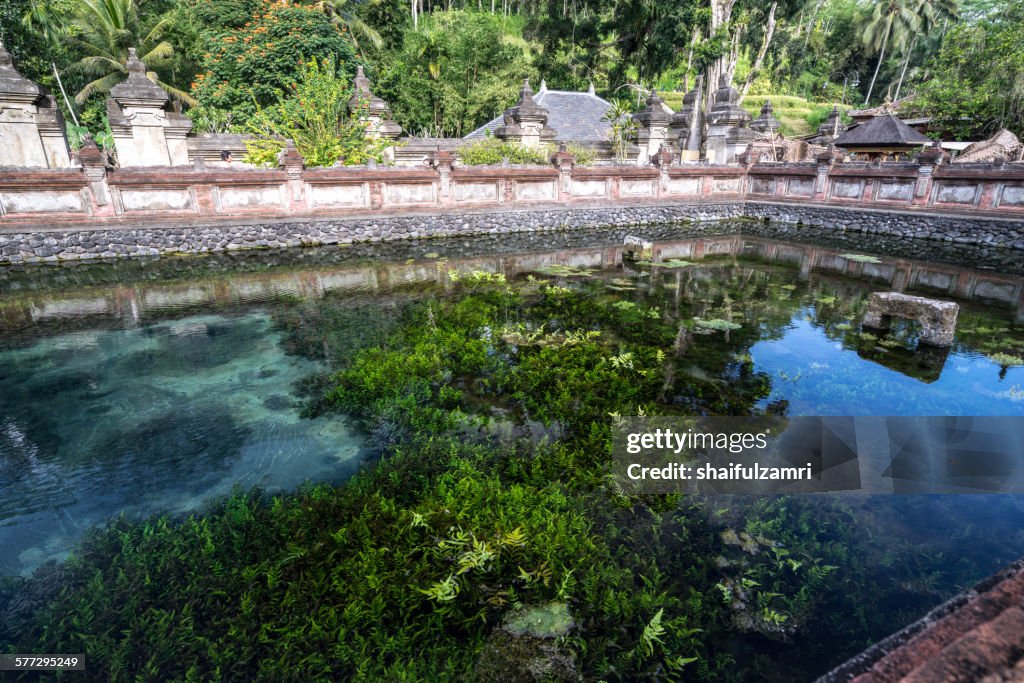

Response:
(1, 154), (1022, 226)
(1, 151), (1023, 265)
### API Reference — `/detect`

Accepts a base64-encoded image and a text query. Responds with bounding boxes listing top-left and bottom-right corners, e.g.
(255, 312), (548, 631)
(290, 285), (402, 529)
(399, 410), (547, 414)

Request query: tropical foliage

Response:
(190, 1), (359, 125)
(908, 0), (1024, 137)
(4, 0), (1023, 144)
(242, 58), (392, 167)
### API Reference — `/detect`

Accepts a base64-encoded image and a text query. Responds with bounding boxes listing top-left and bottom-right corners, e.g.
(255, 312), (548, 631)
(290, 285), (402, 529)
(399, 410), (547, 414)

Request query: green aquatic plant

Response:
(448, 269), (507, 285)
(7, 267), (974, 683)
(502, 602), (574, 638)
(694, 318), (742, 331)
(534, 264), (596, 277)
(840, 254), (883, 264)
(987, 352), (1024, 367)
(658, 259), (696, 268)
(638, 608), (667, 658)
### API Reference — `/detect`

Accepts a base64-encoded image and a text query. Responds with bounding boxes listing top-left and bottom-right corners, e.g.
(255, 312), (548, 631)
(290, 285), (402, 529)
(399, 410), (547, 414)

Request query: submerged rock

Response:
(475, 602), (579, 683)
(502, 601), (575, 638)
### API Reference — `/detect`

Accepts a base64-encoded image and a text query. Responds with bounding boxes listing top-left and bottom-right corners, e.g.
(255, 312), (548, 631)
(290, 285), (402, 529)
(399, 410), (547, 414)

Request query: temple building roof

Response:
(952, 128), (1022, 163)
(465, 82), (615, 143)
(832, 114), (931, 150)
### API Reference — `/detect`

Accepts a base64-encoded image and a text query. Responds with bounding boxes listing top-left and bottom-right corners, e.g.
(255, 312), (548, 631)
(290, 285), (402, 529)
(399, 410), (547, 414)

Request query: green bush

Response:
(242, 58), (392, 168)
(457, 137), (552, 165)
(565, 142), (598, 166)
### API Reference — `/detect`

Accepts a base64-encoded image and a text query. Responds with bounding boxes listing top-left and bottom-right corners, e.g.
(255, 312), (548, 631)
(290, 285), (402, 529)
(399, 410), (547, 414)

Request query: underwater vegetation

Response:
(2, 258), (1023, 683)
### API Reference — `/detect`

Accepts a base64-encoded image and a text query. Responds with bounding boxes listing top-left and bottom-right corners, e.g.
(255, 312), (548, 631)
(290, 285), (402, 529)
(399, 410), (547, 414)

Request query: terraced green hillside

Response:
(660, 93), (849, 137)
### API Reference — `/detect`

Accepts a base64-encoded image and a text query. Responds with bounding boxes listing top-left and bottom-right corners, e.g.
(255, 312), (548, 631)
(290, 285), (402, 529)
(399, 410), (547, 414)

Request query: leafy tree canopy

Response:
(190, 0), (358, 124)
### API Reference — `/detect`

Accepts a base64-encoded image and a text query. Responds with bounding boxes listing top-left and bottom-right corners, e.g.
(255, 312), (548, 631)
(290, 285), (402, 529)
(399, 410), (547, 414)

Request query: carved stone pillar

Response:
(553, 143), (574, 200)
(280, 142), (307, 210)
(77, 139), (116, 216)
(106, 48), (192, 167)
(0, 40), (72, 168)
(349, 66), (402, 163)
(494, 80), (555, 150)
(633, 90), (672, 165)
(432, 149), (455, 203)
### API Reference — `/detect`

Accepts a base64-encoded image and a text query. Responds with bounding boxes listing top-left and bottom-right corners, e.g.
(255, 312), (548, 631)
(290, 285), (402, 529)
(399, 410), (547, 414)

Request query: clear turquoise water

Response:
(0, 311), (366, 576)
(0, 226), (1022, 597)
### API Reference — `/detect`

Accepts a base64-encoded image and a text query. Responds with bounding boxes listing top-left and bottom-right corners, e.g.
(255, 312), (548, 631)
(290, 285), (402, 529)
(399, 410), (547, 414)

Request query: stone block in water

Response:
(863, 292), (960, 347)
(623, 235), (653, 260)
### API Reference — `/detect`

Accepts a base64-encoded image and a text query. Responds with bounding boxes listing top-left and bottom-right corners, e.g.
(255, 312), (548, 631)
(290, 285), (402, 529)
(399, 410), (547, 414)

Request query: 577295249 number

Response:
(0, 654), (85, 671)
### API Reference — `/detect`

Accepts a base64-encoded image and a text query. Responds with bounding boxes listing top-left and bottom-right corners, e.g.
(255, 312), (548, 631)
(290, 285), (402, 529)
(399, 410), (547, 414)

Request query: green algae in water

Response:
(4, 238), (1024, 683)
(502, 602), (575, 638)
(841, 253), (883, 264)
(658, 259), (696, 268)
(534, 264), (596, 277)
(694, 317), (742, 331)
(988, 352), (1024, 367)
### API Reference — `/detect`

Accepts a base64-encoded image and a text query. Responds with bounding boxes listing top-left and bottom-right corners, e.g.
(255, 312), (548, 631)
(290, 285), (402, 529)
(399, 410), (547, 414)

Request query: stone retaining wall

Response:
(0, 204), (744, 264)
(745, 201), (1024, 249)
(3, 199), (1024, 265)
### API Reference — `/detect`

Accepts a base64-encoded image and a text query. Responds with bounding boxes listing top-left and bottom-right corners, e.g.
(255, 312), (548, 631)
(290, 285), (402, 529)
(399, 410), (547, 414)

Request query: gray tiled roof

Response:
(832, 114), (931, 147)
(464, 88), (615, 143)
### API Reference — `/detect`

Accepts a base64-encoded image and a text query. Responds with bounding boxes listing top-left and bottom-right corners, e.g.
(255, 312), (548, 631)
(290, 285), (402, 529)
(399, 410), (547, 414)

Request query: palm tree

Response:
(893, 0), (959, 99)
(314, 0), (383, 51)
(20, 0), (80, 124)
(861, 0), (919, 105)
(69, 0), (194, 105)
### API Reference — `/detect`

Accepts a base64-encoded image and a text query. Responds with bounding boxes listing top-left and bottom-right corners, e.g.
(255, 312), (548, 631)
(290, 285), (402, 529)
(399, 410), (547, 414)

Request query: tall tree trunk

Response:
(51, 62), (79, 127)
(412, 0), (417, 29)
(703, 0), (737, 116)
(864, 21), (892, 105)
(894, 37), (915, 100)
(804, 0), (824, 47)
(683, 27), (700, 92)
(740, 1), (776, 102)
(726, 25), (743, 82)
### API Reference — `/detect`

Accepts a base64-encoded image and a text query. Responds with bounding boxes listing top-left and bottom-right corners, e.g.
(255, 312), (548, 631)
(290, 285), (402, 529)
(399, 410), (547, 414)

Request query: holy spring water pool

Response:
(1, 222), (1023, 679)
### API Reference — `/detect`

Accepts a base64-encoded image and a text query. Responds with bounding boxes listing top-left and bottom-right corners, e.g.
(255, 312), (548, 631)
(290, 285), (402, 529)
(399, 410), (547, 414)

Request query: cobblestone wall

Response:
(2, 199), (1023, 265)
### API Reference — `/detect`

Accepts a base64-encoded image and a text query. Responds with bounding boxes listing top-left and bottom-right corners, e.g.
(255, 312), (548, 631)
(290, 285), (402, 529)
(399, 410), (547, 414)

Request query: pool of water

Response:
(0, 310), (367, 576)
(1, 222), (1023, 678)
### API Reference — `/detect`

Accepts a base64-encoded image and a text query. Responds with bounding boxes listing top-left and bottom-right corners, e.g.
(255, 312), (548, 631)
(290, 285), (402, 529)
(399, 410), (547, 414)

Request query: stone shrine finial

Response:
(633, 88), (671, 128)
(109, 48), (168, 104)
(750, 100), (781, 136)
(106, 46), (193, 166)
(0, 39), (43, 98)
(0, 38), (72, 168)
(347, 65), (401, 143)
(707, 73), (754, 163)
(126, 48), (144, 73)
(495, 79), (555, 149)
(633, 89), (672, 164)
